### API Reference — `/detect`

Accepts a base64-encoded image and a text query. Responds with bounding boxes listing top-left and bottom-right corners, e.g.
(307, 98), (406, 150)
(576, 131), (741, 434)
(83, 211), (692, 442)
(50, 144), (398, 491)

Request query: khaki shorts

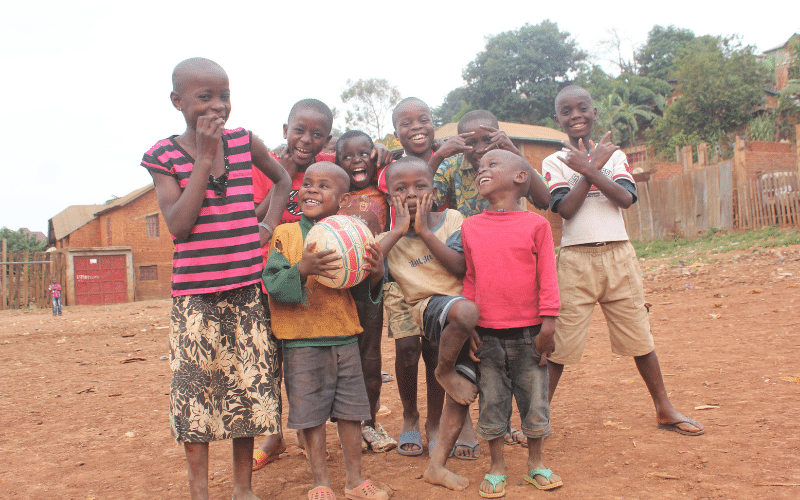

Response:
(550, 241), (654, 365)
(383, 282), (422, 339)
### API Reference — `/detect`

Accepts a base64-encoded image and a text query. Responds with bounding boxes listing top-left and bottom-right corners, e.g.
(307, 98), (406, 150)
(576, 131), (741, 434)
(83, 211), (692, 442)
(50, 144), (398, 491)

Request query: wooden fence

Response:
(624, 162), (800, 241)
(735, 170), (800, 229)
(0, 248), (67, 311)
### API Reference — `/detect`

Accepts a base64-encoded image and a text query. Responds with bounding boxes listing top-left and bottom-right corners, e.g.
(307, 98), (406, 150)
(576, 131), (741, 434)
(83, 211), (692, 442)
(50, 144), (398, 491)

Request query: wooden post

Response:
(697, 143), (708, 167)
(734, 136), (747, 187)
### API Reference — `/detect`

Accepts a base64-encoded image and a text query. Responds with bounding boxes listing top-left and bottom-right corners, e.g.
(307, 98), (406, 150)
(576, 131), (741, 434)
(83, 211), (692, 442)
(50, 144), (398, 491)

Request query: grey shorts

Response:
(422, 295), (476, 384)
(283, 342), (371, 429)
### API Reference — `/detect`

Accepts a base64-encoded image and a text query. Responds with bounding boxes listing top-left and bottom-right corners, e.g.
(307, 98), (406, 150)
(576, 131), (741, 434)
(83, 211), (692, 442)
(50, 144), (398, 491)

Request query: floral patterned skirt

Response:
(168, 284), (281, 443)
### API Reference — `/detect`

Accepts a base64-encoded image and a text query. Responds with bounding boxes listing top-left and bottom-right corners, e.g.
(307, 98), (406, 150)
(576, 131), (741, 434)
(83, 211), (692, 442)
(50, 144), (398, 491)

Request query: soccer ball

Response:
(304, 215), (375, 289)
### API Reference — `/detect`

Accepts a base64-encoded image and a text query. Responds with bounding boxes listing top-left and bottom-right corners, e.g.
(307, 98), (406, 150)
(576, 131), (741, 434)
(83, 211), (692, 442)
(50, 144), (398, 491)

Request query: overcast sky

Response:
(2, 1), (796, 234)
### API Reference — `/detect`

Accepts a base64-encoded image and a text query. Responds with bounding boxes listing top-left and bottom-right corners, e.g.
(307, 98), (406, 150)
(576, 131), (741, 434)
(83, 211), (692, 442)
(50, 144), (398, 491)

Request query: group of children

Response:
(142, 58), (703, 500)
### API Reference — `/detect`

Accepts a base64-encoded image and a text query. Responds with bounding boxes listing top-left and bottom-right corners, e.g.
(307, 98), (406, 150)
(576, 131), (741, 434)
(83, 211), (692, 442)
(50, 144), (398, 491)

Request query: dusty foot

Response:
(528, 469), (562, 489)
(232, 488), (260, 500)
(423, 465), (469, 491)
(504, 428), (525, 445)
(252, 438), (286, 468)
(479, 473), (506, 497)
(434, 367), (477, 406)
(657, 410), (704, 436)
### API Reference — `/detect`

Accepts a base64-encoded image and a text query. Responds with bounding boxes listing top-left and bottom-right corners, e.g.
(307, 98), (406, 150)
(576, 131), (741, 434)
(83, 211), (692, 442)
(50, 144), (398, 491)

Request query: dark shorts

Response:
(422, 294), (476, 384)
(475, 325), (551, 441)
(283, 342), (371, 430)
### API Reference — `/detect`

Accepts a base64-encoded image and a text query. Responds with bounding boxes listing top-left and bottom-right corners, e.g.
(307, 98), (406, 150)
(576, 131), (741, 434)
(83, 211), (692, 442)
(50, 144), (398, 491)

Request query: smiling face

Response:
(476, 150), (529, 200)
(385, 158), (435, 218)
(337, 135), (376, 190)
(283, 108), (332, 171)
(170, 66), (231, 131)
(460, 118), (497, 169)
(554, 87), (597, 146)
(298, 162), (351, 221)
(393, 103), (435, 158)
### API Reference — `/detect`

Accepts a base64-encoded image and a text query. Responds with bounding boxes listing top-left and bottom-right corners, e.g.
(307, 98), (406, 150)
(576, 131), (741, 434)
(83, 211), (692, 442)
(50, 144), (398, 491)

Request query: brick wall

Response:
(106, 190), (173, 300)
(64, 219), (101, 248)
(650, 162), (685, 181)
(748, 141), (793, 154)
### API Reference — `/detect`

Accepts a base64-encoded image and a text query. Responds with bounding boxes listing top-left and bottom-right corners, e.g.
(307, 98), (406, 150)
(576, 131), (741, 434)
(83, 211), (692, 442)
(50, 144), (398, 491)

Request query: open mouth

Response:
(294, 147), (312, 159)
(478, 177), (491, 186)
(410, 133), (427, 144)
(303, 199), (321, 207)
(352, 167), (369, 183)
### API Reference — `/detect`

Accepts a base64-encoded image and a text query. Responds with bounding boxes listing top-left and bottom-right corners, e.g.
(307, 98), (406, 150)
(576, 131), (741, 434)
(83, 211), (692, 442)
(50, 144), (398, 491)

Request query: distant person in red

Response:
(49, 278), (62, 316)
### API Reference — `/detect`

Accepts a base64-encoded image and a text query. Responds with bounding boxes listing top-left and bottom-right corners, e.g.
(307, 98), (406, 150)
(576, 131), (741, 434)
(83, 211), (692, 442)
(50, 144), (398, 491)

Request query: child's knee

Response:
(396, 336), (422, 366)
(448, 300), (480, 330)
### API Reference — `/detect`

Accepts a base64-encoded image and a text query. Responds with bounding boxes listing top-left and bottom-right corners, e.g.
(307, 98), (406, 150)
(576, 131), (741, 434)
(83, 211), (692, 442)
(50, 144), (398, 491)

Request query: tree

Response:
(340, 78), (401, 140)
(636, 25), (696, 80)
(0, 227), (47, 253)
(432, 87), (471, 127)
(650, 36), (765, 155)
(462, 21), (586, 124)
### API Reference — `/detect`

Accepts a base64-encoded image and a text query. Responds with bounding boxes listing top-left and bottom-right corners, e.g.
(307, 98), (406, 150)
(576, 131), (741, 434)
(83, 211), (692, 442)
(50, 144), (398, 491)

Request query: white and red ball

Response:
(304, 215), (375, 289)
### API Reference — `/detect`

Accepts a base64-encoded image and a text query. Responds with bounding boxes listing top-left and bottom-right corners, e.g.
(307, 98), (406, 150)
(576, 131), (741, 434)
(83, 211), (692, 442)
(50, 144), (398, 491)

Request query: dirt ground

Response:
(1, 246), (799, 500)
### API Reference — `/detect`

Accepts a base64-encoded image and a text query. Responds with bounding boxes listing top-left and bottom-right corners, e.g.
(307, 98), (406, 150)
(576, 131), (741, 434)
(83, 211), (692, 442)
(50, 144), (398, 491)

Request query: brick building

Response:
(435, 121), (569, 245)
(48, 184), (174, 305)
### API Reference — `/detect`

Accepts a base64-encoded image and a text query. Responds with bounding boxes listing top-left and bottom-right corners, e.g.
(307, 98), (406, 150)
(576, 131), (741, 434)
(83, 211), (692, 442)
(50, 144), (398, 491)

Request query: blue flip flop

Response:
(451, 440), (480, 460)
(397, 431), (424, 456)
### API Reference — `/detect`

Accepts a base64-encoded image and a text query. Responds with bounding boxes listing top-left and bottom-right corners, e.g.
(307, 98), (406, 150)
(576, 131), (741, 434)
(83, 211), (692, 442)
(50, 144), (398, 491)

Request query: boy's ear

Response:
(338, 192), (352, 208)
(283, 123), (289, 140)
(514, 170), (529, 186)
(170, 91), (181, 111)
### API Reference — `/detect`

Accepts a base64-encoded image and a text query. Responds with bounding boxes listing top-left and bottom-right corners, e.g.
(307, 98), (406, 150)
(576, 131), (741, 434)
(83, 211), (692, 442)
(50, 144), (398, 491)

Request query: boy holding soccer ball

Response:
(263, 161), (388, 500)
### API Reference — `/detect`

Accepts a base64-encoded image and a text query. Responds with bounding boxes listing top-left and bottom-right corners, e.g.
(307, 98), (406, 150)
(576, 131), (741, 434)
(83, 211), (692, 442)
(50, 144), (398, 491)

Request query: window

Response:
(140, 265), (158, 281)
(106, 218), (112, 246)
(146, 214), (159, 238)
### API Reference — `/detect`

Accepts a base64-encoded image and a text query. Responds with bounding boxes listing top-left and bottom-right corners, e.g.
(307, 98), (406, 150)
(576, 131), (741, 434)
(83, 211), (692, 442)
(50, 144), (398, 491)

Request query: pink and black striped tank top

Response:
(141, 128), (262, 296)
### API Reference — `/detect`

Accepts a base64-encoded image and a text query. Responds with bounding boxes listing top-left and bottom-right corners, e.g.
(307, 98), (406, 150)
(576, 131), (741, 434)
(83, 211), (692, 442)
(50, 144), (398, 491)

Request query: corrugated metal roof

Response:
(94, 184), (154, 216)
(436, 121), (568, 143)
(49, 205), (106, 241)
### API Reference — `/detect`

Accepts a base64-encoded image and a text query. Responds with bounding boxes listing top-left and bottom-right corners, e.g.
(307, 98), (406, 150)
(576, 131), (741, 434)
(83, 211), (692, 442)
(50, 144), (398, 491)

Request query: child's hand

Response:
(589, 131), (619, 170)
(437, 132), (475, 158)
(195, 114), (225, 162)
(362, 242), (385, 287)
(468, 329), (482, 363)
(413, 193), (434, 235)
(371, 144), (393, 168)
(535, 317), (556, 367)
(480, 126), (520, 155)
(297, 242), (341, 282)
(390, 196), (411, 236)
(557, 139), (592, 176)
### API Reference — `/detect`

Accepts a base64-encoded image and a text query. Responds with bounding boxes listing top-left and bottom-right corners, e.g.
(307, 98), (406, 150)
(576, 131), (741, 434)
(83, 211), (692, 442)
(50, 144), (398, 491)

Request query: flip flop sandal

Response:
(525, 468), (563, 490)
(479, 474), (507, 498)
(308, 485), (336, 500)
(252, 446), (284, 471)
(344, 479), (388, 500)
(451, 440), (480, 460)
(657, 420), (705, 436)
(397, 430), (424, 456)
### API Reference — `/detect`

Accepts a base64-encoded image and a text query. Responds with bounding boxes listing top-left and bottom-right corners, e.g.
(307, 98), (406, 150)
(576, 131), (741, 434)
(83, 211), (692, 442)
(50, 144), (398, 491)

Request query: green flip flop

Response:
(479, 474), (507, 498)
(525, 468), (563, 490)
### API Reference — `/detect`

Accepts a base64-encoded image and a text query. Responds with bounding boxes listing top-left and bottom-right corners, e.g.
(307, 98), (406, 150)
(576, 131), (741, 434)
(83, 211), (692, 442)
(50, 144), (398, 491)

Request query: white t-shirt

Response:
(543, 149), (634, 247)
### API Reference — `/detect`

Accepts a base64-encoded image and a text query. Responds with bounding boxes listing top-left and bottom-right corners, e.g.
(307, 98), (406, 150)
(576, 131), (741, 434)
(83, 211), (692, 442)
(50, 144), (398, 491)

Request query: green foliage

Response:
(636, 25), (696, 80)
(432, 87), (471, 127)
(463, 21), (586, 124)
(340, 78), (401, 140)
(649, 36), (765, 157)
(0, 227), (47, 253)
(747, 113), (776, 141)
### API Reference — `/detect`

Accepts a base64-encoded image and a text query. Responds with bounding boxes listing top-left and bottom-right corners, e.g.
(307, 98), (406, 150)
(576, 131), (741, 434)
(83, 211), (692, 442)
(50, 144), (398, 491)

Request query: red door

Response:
(74, 255), (127, 305)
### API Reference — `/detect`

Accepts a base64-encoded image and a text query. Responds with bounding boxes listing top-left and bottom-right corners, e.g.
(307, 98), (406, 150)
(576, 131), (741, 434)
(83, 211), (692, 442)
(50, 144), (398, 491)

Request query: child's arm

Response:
(532, 217), (560, 366)
(370, 143), (394, 169)
(415, 194), (466, 277)
(375, 196), (411, 255)
(554, 134), (630, 219)
(429, 132), (474, 171)
(252, 136), (292, 239)
(152, 115), (225, 241)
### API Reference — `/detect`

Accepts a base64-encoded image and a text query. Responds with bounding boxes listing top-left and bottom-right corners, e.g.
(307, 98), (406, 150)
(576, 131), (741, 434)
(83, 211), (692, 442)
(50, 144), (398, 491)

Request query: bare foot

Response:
(434, 367), (477, 406)
(423, 465), (469, 491)
(232, 488), (260, 500)
(657, 410), (704, 436)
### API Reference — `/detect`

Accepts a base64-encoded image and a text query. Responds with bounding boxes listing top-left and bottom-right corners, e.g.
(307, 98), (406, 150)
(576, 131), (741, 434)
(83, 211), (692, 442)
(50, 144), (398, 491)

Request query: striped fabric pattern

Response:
(141, 128), (262, 296)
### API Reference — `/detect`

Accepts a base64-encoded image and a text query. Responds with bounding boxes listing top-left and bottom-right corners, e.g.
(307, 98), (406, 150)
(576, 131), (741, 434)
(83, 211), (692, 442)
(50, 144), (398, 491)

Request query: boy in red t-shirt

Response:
(49, 278), (62, 316)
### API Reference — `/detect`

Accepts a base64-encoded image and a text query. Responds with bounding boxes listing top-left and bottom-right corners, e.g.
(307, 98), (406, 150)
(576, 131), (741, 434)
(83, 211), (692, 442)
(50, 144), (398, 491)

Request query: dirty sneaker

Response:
(362, 424), (397, 452)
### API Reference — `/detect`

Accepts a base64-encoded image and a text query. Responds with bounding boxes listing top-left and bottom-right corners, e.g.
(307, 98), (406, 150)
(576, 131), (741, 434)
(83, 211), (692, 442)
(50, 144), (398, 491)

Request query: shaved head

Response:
(392, 97), (430, 128)
(458, 110), (499, 133)
(306, 161), (351, 195)
(384, 156), (431, 187)
(172, 57), (227, 93)
(554, 85), (592, 111)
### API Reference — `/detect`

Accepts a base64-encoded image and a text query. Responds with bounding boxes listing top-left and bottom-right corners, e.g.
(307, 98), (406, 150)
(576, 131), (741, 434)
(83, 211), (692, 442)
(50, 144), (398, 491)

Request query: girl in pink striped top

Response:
(140, 57), (291, 500)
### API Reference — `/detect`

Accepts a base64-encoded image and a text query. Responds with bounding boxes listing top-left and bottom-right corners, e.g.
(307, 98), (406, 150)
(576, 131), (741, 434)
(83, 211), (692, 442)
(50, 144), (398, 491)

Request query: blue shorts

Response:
(422, 295), (476, 384)
(475, 325), (551, 441)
